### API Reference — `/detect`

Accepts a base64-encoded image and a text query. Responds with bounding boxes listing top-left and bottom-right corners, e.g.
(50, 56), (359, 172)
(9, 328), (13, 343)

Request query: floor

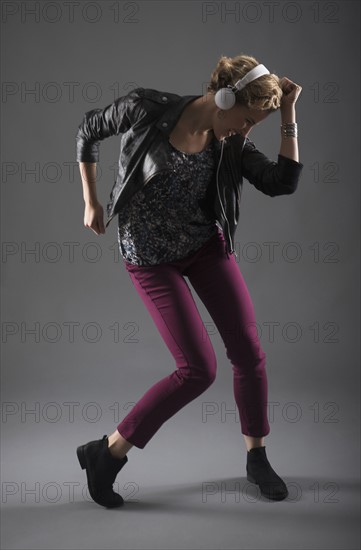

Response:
(1, 415), (360, 550)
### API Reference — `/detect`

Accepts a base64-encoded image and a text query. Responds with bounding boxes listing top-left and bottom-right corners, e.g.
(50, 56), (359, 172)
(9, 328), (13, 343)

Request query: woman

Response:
(75, 53), (303, 508)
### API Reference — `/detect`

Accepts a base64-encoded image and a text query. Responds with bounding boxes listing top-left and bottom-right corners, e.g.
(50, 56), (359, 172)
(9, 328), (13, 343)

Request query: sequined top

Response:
(117, 136), (219, 266)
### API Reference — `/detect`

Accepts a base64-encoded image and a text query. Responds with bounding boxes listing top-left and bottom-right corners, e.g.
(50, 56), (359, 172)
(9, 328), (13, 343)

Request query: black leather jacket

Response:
(76, 87), (303, 258)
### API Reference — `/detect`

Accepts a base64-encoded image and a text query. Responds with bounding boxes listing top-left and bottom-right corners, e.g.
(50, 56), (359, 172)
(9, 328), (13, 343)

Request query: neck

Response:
(181, 92), (217, 136)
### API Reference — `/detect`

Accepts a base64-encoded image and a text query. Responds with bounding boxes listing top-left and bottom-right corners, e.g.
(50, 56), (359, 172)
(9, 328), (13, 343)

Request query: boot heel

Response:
(247, 473), (256, 484)
(76, 446), (86, 470)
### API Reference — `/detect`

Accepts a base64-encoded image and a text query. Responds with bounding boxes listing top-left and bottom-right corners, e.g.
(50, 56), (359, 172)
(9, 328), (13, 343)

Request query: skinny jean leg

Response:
(185, 230), (271, 438)
(117, 252), (218, 449)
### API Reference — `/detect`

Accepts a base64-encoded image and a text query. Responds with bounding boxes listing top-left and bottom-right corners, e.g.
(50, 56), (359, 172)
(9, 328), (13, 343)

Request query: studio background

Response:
(1, 1), (360, 549)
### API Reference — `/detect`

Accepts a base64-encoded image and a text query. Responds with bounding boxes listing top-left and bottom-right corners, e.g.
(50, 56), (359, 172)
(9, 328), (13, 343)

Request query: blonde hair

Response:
(207, 53), (282, 111)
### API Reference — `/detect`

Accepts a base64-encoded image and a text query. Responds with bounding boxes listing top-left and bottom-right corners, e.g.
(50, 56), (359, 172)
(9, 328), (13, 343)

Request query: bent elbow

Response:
(281, 181), (298, 195)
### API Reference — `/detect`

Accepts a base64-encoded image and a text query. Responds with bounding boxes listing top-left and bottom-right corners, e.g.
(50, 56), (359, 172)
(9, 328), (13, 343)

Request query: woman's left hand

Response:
(279, 77), (302, 108)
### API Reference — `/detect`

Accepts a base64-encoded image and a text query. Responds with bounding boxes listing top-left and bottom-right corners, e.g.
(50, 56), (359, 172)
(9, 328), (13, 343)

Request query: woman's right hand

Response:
(279, 77), (302, 108)
(84, 201), (106, 235)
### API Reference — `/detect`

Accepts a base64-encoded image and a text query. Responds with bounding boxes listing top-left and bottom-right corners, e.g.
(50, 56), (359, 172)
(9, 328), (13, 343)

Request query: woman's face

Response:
(212, 103), (271, 141)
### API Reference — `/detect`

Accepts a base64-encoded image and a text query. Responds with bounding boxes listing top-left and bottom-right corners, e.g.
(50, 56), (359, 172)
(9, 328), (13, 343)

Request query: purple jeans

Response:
(117, 227), (270, 448)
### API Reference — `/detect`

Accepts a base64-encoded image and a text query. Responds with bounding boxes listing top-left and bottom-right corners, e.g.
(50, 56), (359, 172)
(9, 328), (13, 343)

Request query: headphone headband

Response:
(214, 63), (271, 110)
(232, 64), (270, 92)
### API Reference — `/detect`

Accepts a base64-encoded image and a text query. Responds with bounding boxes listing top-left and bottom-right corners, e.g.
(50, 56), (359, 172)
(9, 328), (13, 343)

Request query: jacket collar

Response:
(154, 93), (202, 135)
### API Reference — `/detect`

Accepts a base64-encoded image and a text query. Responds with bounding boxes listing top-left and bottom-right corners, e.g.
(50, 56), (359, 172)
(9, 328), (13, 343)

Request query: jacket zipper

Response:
(216, 140), (238, 259)
(105, 212), (115, 227)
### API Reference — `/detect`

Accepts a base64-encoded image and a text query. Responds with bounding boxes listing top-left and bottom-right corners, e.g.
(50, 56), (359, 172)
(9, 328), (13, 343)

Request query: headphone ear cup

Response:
(214, 88), (236, 110)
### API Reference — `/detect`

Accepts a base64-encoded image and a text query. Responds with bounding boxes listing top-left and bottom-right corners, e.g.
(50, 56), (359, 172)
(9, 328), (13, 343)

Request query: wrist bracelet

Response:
(281, 122), (298, 138)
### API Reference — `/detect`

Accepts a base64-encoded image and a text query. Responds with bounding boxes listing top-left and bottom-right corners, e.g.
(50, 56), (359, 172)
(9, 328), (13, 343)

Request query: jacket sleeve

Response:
(75, 88), (144, 163)
(241, 138), (304, 196)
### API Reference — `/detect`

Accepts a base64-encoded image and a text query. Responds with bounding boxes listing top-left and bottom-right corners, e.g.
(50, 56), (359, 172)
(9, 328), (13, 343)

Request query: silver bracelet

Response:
(281, 122), (298, 138)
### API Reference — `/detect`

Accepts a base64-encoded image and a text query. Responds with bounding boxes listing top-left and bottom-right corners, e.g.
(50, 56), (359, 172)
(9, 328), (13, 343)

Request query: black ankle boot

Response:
(246, 446), (288, 501)
(77, 434), (128, 508)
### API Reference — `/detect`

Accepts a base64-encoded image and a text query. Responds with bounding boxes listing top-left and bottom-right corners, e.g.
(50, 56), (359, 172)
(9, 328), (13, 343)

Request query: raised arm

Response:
(241, 77), (303, 197)
(278, 77), (302, 163)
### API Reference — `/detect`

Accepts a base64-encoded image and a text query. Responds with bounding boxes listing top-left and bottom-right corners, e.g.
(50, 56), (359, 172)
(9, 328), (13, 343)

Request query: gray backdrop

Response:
(1, 1), (360, 549)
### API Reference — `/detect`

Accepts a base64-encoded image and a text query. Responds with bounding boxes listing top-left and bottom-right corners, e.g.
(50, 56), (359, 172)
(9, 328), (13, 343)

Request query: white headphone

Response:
(214, 63), (270, 110)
